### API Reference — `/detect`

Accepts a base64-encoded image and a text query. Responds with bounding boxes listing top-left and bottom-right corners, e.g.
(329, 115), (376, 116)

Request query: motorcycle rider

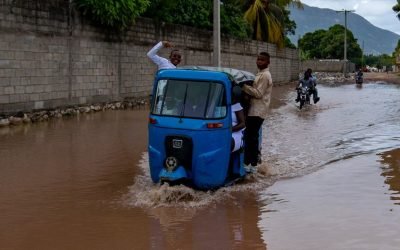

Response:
(295, 68), (320, 104)
(357, 68), (363, 77)
(356, 68), (363, 82)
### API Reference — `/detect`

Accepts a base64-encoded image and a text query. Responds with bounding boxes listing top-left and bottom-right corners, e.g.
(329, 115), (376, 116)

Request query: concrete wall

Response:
(301, 60), (355, 73)
(0, 0), (300, 114)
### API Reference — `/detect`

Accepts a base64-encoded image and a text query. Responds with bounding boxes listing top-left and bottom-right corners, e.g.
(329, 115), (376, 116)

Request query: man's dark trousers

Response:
(244, 116), (264, 166)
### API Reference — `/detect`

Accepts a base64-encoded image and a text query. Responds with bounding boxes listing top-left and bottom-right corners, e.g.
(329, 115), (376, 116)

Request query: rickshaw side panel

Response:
(148, 125), (166, 183)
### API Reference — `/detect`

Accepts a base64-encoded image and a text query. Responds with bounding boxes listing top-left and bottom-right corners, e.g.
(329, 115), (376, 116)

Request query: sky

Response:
(300, 0), (400, 35)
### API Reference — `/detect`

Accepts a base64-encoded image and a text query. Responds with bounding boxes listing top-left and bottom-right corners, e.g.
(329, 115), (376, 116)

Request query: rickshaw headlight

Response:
(165, 156), (178, 172)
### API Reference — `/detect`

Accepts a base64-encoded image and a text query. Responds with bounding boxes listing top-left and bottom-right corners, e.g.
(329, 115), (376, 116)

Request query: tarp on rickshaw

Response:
(179, 66), (255, 85)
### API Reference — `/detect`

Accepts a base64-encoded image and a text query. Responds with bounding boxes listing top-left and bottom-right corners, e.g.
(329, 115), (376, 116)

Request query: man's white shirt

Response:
(147, 42), (176, 70)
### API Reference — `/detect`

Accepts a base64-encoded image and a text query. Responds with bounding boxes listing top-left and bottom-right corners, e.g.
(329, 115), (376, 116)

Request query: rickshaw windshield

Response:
(152, 79), (227, 119)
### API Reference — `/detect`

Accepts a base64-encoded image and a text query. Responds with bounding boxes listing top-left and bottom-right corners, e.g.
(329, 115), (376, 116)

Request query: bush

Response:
(75, 0), (150, 30)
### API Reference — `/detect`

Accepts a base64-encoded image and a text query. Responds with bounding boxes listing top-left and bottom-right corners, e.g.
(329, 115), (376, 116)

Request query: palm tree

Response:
(241, 0), (302, 47)
(394, 0), (400, 20)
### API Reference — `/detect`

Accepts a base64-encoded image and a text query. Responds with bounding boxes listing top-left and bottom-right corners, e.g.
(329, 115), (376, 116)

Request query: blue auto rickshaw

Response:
(148, 66), (255, 190)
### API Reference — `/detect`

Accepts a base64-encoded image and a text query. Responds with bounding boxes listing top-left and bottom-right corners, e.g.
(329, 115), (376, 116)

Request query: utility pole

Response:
(298, 35), (302, 74)
(361, 40), (364, 70)
(213, 0), (221, 67)
(336, 9), (354, 76)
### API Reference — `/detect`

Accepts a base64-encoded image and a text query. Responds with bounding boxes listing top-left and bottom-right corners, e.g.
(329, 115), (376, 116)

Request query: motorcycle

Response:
(297, 84), (311, 110)
(355, 74), (363, 84)
(148, 66), (258, 190)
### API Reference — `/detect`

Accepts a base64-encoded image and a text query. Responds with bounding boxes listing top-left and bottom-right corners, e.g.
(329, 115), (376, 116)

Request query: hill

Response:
(288, 4), (400, 55)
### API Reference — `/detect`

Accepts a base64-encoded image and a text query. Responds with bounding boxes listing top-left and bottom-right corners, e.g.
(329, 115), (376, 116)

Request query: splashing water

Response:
(122, 153), (275, 208)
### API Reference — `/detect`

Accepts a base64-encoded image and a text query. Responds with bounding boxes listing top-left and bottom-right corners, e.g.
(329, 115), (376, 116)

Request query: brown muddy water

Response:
(1, 82), (400, 250)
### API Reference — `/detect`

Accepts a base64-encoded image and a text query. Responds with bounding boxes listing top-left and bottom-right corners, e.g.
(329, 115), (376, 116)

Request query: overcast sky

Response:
(300, 0), (400, 35)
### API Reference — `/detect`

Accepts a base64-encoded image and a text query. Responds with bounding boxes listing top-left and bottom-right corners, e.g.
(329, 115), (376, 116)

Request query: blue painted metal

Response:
(159, 166), (188, 182)
(148, 68), (251, 190)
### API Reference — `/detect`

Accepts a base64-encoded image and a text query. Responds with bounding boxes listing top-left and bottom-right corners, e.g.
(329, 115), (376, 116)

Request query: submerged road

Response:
(1, 81), (400, 249)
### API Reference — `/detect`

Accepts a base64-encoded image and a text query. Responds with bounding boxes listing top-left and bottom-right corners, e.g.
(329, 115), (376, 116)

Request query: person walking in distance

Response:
(242, 52), (273, 173)
(147, 41), (182, 70)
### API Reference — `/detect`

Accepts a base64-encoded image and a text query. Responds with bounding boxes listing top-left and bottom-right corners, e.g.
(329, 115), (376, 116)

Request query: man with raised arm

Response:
(147, 41), (182, 70)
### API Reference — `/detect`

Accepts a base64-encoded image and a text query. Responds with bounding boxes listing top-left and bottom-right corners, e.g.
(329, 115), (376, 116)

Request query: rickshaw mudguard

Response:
(231, 150), (246, 177)
(194, 146), (230, 189)
(148, 145), (163, 183)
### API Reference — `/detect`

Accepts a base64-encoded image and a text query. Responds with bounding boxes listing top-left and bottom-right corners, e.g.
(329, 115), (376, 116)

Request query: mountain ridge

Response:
(288, 4), (400, 55)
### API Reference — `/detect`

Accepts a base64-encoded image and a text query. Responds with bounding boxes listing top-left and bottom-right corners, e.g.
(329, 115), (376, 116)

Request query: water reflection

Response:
(1, 81), (400, 249)
(145, 193), (266, 249)
(264, 83), (400, 179)
(260, 153), (400, 250)
(378, 148), (400, 205)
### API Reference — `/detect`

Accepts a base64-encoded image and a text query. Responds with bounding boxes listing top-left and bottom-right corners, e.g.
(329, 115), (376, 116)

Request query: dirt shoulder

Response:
(363, 72), (400, 84)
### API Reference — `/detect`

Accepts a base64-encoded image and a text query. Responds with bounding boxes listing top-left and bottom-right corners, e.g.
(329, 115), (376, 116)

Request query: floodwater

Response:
(1, 81), (400, 249)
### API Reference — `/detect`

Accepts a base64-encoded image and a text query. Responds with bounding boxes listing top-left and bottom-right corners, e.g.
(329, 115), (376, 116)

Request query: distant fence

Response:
(301, 60), (355, 73)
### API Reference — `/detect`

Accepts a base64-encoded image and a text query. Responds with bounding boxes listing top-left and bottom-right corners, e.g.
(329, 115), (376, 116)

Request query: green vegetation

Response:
(242, 0), (302, 47)
(75, 0), (150, 31)
(363, 54), (394, 69)
(362, 39), (398, 70)
(298, 24), (362, 61)
(143, 0), (301, 44)
(221, 0), (253, 39)
(393, 0), (400, 20)
(140, 0), (178, 24)
(74, 0), (300, 48)
(298, 24), (397, 69)
(143, 0), (251, 39)
(393, 39), (400, 57)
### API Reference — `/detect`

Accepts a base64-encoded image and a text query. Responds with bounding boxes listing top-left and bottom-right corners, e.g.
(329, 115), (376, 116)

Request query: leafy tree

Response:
(380, 54), (395, 68)
(364, 54), (394, 69)
(240, 0), (302, 47)
(282, 8), (296, 36)
(298, 29), (327, 59)
(298, 24), (362, 61)
(393, 39), (400, 56)
(142, 0), (299, 47)
(393, 0), (400, 20)
(143, 0), (251, 39)
(141, 0), (178, 23)
(284, 36), (296, 48)
(320, 25), (362, 60)
(221, 0), (252, 38)
(75, 0), (150, 30)
(167, 0), (213, 30)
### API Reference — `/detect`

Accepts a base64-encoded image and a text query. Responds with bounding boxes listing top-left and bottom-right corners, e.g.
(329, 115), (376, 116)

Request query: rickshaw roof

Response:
(156, 66), (255, 85)
(180, 66), (255, 83)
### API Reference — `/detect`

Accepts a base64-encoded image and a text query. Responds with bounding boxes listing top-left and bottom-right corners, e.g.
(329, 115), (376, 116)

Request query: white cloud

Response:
(300, 0), (400, 35)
